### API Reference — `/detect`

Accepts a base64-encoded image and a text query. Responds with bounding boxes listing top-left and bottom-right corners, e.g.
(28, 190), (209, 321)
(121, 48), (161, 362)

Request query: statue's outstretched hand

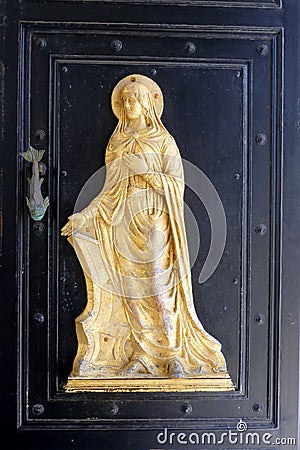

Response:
(61, 213), (86, 237)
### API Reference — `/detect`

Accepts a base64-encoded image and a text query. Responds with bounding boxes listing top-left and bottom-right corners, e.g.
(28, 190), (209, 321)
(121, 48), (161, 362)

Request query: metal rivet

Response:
(254, 313), (265, 324)
(61, 66), (68, 73)
(34, 129), (46, 142)
(61, 170), (68, 177)
(111, 39), (122, 52)
(106, 403), (119, 416)
(235, 71), (241, 78)
(234, 173), (240, 180)
(33, 313), (45, 325)
(35, 37), (47, 49)
(253, 402), (264, 412)
(256, 133), (268, 146)
(38, 162), (47, 176)
(233, 278), (238, 285)
(33, 222), (45, 235)
(181, 403), (192, 416)
(185, 42), (196, 54)
(32, 404), (44, 416)
(255, 224), (267, 235)
(150, 68), (157, 76)
(257, 43), (269, 56)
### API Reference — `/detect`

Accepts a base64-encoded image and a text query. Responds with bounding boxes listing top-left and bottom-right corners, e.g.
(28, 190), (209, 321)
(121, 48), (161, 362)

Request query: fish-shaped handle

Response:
(20, 145), (49, 221)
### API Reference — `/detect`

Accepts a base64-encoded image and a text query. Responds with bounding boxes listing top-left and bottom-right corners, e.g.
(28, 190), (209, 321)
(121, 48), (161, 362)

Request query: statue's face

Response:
(122, 92), (143, 120)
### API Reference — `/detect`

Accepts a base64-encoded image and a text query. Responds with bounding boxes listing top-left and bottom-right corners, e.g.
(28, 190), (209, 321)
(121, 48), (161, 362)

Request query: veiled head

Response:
(121, 82), (152, 120)
(111, 74), (164, 120)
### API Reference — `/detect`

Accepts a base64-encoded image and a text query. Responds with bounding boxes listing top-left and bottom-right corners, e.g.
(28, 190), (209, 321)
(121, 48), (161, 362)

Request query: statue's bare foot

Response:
(168, 360), (184, 378)
(119, 360), (147, 376)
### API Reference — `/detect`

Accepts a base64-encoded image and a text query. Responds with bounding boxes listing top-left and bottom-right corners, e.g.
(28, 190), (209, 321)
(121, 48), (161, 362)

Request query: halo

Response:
(111, 74), (164, 119)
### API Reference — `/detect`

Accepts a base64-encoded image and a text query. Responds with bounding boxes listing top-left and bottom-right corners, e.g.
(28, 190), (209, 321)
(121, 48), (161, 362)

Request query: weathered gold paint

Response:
(61, 74), (234, 392)
(65, 373), (234, 392)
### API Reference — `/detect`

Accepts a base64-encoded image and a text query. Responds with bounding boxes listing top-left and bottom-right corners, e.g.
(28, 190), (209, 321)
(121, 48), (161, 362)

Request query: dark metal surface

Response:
(0, 0), (299, 449)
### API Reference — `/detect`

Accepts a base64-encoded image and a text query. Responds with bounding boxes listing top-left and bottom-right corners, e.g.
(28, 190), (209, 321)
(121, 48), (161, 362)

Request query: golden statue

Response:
(61, 74), (234, 392)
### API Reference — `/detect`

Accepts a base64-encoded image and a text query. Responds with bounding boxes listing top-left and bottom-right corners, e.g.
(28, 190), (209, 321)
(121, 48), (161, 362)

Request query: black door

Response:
(1, 1), (299, 449)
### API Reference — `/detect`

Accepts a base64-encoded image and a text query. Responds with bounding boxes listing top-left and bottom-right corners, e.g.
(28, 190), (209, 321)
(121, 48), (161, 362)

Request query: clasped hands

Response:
(122, 153), (149, 174)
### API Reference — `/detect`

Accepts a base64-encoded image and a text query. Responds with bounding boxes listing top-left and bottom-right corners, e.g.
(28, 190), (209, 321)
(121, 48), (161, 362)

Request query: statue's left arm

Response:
(142, 134), (185, 193)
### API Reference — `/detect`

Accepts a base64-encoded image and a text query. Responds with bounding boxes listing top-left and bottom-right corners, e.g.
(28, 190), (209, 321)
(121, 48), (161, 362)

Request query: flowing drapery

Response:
(69, 125), (227, 378)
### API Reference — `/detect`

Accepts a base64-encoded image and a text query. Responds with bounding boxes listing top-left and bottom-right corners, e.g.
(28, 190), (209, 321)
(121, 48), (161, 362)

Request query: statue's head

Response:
(111, 74), (164, 124)
(121, 82), (152, 121)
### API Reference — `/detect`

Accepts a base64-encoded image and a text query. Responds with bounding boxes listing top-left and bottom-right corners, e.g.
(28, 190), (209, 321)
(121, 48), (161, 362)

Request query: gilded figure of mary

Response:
(61, 74), (230, 383)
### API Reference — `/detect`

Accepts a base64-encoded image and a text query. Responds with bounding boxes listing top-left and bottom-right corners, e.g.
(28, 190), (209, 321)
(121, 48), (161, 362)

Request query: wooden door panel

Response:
(0, 1), (299, 449)
(17, 21), (280, 427)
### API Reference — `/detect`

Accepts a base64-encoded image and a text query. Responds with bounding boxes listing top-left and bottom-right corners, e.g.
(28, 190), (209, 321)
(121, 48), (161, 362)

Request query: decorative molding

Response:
(31, 0), (282, 9)
(51, 55), (248, 378)
(17, 22), (283, 430)
(51, 56), (249, 401)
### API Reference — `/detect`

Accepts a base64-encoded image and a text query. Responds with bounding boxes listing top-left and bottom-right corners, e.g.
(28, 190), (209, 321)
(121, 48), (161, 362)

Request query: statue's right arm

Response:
(61, 188), (104, 237)
(61, 212), (87, 237)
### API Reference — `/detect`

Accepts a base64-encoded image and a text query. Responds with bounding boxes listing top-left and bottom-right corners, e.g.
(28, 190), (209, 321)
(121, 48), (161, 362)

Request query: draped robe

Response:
(69, 124), (227, 378)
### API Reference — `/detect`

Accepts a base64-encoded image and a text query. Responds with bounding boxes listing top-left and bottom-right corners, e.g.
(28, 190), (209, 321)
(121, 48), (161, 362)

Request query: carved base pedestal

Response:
(65, 374), (235, 392)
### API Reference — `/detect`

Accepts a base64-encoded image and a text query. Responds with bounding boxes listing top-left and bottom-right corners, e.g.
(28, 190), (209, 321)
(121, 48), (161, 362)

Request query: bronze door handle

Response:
(20, 146), (49, 221)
